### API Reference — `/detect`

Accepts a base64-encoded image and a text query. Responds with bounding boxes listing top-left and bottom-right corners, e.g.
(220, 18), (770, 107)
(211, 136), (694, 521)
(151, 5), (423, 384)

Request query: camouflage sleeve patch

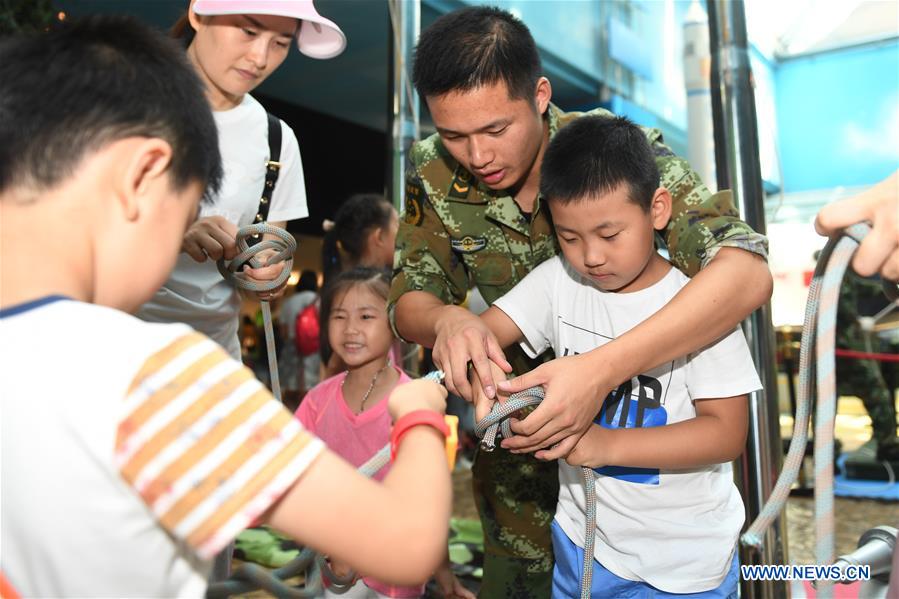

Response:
(653, 143), (675, 158)
(448, 167), (473, 199)
(404, 173), (424, 226)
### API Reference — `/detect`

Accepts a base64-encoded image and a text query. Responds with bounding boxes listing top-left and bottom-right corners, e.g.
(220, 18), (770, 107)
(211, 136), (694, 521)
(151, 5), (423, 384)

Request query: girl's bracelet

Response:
(390, 410), (456, 468)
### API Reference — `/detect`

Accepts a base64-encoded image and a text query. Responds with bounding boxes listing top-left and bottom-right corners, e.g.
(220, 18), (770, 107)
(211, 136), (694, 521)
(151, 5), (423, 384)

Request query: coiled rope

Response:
(216, 223), (296, 403)
(738, 223), (895, 596)
(474, 389), (597, 599)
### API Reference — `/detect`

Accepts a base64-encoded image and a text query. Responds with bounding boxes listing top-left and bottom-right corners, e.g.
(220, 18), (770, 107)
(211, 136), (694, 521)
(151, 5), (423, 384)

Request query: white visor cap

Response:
(193, 0), (346, 59)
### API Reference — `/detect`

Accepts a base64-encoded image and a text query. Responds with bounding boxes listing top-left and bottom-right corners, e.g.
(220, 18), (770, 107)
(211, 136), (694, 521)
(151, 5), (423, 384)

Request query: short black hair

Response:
(0, 15), (222, 200)
(412, 6), (541, 101)
(540, 116), (659, 210)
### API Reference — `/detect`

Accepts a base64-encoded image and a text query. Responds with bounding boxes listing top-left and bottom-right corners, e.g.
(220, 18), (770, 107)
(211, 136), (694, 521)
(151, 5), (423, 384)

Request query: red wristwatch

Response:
(390, 410), (451, 462)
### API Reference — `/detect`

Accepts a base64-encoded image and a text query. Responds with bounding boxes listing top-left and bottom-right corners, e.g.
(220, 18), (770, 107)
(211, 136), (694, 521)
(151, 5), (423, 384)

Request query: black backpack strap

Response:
(250, 112), (283, 242)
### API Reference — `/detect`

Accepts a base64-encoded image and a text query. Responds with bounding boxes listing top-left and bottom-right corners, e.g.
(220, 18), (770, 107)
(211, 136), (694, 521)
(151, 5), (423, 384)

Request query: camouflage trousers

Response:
(471, 445), (559, 598)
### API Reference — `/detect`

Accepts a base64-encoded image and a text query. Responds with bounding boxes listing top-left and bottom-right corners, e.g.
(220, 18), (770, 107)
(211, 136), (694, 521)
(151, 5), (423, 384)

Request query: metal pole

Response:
(386, 0), (421, 376)
(386, 0), (420, 212)
(706, 2), (788, 598)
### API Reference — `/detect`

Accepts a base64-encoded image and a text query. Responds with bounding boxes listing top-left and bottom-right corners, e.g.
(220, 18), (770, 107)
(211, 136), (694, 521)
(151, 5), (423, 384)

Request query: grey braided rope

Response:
(475, 388), (597, 599)
(739, 224), (872, 595)
(217, 223), (296, 403)
(206, 371), (446, 597)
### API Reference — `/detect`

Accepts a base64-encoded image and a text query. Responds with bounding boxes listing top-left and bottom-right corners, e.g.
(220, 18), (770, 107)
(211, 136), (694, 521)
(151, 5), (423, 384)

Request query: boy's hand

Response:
(561, 425), (607, 469)
(433, 306), (512, 402)
(388, 380), (448, 422)
(182, 215), (238, 262)
(433, 562), (476, 599)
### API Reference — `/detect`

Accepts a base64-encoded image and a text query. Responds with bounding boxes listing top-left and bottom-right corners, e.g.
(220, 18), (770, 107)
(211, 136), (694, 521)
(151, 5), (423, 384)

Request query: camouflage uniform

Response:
(388, 104), (768, 598)
(836, 269), (898, 457)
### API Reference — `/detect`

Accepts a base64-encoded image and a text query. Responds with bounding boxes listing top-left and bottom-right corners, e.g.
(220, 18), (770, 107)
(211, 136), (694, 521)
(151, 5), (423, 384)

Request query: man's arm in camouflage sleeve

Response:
(644, 132), (773, 359)
(647, 129), (768, 276)
(387, 168), (470, 345)
(388, 166), (513, 400)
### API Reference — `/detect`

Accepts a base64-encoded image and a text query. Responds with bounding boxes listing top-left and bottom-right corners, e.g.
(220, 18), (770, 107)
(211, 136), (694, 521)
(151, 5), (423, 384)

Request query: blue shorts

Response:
(551, 520), (739, 598)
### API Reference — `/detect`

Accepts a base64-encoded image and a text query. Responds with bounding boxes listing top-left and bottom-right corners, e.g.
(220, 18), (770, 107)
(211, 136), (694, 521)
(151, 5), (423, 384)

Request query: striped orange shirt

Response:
(115, 332), (323, 559)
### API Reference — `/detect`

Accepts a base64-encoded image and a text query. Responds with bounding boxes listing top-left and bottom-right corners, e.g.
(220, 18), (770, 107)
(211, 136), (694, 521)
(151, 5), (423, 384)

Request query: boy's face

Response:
(549, 184), (671, 294)
(113, 180), (203, 313)
(427, 79), (549, 192)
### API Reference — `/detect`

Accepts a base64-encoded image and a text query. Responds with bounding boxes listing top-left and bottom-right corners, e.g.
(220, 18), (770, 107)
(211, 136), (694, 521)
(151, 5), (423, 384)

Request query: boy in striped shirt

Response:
(0, 16), (451, 598)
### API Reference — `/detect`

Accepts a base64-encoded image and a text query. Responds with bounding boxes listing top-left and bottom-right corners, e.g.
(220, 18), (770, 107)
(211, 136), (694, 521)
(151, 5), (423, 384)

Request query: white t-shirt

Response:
(0, 297), (323, 597)
(138, 94), (308, 359)
(493, 256), (762, 593)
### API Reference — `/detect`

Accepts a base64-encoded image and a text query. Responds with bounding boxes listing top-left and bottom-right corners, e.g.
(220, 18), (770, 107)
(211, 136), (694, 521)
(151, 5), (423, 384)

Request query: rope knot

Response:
(217, 223), (297, 292)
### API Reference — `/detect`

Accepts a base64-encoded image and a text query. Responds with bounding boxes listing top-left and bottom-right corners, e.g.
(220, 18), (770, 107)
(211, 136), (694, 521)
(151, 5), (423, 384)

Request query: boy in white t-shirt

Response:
(0, 17), (451, 598)
(476, 116), (762, 597)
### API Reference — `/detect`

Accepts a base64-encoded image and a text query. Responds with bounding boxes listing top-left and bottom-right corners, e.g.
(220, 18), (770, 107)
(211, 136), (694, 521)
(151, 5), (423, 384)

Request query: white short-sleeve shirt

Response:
(493, 256), (762, 593)
(1, 297), (323, 597)
(138, 94), (308, 358)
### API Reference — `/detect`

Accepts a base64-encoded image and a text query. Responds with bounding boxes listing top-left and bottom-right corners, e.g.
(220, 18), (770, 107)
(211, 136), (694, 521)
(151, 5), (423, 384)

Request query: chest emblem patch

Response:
(451, 235), (487, 253)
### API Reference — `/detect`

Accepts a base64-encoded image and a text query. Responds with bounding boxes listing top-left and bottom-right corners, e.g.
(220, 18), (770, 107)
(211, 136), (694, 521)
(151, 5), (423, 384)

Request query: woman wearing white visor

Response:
(137, 0), (344, 584)
(137, 0), (345, 361)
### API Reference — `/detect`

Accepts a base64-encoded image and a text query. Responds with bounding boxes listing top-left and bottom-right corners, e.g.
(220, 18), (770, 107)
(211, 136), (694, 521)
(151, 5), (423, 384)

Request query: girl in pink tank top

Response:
(295, 267), (473, 599)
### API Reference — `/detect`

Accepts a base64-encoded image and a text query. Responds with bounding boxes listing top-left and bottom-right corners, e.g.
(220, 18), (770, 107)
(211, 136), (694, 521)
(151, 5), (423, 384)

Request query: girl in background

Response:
(296, 267), (473, 599)
(322, 194), (399, 286)
(320, 194), (401, 377)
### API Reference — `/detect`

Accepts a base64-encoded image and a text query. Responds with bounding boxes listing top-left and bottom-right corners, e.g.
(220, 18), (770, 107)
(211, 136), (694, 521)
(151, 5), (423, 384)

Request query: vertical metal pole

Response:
(387, 0), (421, 376)
(706, 2), (788, 598)
(387, 0), (420, 212)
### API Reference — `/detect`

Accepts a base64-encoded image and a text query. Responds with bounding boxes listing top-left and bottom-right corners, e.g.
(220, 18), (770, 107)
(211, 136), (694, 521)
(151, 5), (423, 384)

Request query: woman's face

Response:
(187, 12), (297, 110)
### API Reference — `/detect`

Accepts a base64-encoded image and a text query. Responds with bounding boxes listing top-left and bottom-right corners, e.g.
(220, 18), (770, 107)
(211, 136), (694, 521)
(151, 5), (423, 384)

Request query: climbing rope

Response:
(474, 388), (597, 599)
(738, 223), (898, 596)
(217, 223), (296, 403)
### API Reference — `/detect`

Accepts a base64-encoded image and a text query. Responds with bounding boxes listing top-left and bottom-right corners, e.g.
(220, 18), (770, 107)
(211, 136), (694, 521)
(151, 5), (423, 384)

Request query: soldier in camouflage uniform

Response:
(387, 7), (772, 597)
(835, 269), (898, 461)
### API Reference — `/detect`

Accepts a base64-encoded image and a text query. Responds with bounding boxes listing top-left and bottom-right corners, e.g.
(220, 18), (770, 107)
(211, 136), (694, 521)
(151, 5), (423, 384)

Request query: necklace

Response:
(343, 363), (390, 413)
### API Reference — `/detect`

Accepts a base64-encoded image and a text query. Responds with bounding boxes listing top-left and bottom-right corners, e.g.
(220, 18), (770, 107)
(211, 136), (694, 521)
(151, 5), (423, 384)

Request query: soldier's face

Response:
(427, 79), (551, 191)
(549, 184), (672, 294)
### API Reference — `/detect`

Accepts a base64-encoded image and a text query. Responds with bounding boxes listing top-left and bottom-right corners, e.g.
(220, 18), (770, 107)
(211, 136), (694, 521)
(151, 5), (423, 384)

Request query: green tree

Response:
(0, 0), (56, 35)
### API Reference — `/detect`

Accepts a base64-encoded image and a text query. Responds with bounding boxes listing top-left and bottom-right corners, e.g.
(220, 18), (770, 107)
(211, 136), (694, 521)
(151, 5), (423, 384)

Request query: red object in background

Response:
(803, 270), (814, 287)
(0, 572), (21, 599)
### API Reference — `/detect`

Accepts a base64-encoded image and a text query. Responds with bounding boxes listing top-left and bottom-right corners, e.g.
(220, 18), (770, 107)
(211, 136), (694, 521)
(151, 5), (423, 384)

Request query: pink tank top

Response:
(295, 367), (424, 597)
